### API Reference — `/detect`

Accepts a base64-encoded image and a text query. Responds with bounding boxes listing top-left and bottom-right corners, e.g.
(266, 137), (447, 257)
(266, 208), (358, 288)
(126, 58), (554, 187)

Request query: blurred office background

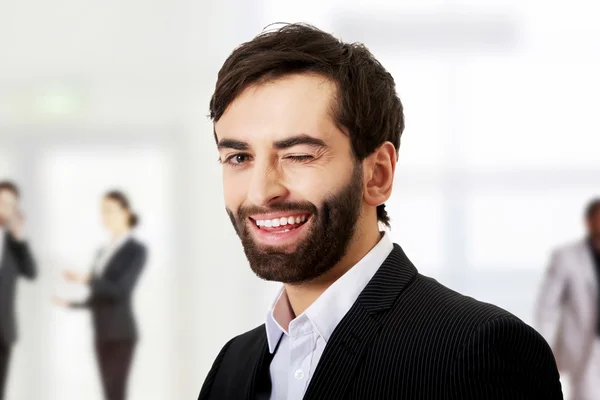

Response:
(0, 0), (599, 398)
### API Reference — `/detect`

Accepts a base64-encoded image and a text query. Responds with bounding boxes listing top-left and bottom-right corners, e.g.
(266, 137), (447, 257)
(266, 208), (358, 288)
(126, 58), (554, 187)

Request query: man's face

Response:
(0, 189), (18, 227)
(216, 73), (365, 284)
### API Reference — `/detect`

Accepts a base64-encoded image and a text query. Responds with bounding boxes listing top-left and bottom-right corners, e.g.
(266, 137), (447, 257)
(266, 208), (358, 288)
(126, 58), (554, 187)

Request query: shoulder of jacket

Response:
(554, 239), (586, 256)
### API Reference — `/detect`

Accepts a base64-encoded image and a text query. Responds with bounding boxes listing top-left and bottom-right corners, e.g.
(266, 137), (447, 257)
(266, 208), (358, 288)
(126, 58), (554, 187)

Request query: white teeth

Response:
(255, 215), (309, 228)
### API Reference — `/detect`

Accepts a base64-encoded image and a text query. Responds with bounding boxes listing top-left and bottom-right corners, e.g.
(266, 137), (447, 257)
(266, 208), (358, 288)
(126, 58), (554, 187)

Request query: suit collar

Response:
(246, 333), (278, 400)
(356, 243), (418, 314)
(304, 243), (417, 399)
(265, 233), (394, 353)
(573, 239), (597, 287)
(244, 244), (417, 400)
(97, 237), (135, 276)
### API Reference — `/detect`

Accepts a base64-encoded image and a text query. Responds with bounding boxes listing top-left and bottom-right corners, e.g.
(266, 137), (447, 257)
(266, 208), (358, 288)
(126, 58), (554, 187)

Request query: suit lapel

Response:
(579, 240), (597, 287)
(303, 244), (418, 399)
(97, 239), (133, 278)
(0, 232), (15, 276)
(0, 233), (6, 273)
(577, 240), (599, 324)
(246, 331), (278, 400)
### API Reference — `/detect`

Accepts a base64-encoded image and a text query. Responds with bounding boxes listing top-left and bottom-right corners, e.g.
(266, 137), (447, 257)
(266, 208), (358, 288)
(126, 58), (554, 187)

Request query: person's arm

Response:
(198, 338), (235, 400)
(7, 234), (37, 279)
(88, 246), (147, 302)
(534, 250), (567, 358)
(449, 316), (564, 399)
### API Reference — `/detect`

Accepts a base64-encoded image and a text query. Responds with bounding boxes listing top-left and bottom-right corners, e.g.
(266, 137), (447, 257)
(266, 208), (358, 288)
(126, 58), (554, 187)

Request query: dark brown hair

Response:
(0, 180), (20, 198)
(105, 190), (139, 228)
(210, 23), (404, 227)
(586, 198), (600, 220)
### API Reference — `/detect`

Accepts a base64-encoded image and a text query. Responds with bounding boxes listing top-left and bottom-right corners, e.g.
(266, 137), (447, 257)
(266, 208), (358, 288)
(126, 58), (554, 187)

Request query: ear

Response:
(363, 142), (396, 207)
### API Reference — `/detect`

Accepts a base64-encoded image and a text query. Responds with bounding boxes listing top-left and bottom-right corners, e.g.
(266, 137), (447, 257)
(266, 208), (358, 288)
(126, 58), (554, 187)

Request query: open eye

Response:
(223, 153), (252, 167)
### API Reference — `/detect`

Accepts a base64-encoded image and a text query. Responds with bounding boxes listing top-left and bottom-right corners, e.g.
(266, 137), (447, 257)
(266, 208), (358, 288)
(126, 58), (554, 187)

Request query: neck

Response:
(111, 228), (129, 239)
(284, 224), (382, 317)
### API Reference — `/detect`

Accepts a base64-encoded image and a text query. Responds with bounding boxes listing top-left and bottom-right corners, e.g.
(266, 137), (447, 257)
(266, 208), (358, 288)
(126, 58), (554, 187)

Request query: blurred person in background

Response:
(198, 23), (562, 400)
(0, 180), (37, 400)
(54, 190), (147, 400)
(536, 198), (600, 400)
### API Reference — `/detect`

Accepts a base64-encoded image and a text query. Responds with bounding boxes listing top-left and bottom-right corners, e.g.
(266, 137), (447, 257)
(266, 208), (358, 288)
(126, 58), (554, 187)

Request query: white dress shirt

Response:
(93, 232), (132, 276)
(265, 232), (393, 400)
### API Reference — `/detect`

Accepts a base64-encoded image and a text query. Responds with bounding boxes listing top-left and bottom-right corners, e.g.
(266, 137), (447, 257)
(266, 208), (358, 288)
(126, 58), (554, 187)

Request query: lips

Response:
(253, 214), (309, 231)
(242, 212), (313, 247)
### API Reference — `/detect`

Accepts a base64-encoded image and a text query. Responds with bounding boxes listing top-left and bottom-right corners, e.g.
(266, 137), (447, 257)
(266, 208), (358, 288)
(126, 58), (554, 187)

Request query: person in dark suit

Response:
(199, 23), (564, 399)
(54, 190), (147, 400)
(0, 181), (37, 400)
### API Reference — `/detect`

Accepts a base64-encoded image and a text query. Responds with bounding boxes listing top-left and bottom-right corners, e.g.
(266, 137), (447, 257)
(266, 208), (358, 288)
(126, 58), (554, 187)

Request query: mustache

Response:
(235, 202), (318, 221)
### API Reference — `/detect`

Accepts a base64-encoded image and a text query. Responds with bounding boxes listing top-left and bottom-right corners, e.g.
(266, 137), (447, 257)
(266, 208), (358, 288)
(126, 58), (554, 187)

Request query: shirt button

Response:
(294, 369), (305, 380)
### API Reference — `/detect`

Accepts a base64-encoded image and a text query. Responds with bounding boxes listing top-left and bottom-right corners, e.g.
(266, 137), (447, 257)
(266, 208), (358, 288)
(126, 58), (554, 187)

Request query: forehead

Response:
(103, 198), (121, 208)
(215, 73), (342, 145)
(0, 190), (17, 203)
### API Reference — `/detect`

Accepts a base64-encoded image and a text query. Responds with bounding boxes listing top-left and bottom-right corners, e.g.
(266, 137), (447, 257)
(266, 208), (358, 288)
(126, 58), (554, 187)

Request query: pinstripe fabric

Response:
(198, 337), (234, 400)
(199, 244), (563, 400)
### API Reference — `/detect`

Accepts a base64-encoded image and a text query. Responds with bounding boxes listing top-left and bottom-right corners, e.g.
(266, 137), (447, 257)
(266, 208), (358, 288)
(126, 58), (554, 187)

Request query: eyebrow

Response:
(273, 134), (327, 150)
(217, 134), (328, 152)
(217, 139), (250, 151)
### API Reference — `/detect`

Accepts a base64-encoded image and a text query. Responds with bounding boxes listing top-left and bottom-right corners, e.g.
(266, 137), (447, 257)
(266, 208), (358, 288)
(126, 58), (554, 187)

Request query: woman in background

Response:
(55, 190), (147, 400)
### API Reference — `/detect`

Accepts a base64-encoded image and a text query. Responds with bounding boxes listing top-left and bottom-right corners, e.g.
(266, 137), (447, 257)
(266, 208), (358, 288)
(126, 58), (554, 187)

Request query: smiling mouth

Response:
(250, 214), (311, 233)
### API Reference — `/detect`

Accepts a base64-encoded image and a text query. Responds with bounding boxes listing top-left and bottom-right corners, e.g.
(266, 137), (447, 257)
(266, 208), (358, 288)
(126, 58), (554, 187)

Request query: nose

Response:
(247, 160), (289, 207)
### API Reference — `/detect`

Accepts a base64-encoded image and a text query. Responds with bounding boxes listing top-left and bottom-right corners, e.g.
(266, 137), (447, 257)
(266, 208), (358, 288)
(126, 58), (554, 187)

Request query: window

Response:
(256, 0), (600, 327)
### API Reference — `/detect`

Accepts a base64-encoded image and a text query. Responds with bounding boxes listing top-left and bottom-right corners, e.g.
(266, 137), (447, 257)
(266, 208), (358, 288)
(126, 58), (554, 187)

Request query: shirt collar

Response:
(265, 288), (291, 353)
(109, 231), (132, 248)
(265, 232), (394, 353)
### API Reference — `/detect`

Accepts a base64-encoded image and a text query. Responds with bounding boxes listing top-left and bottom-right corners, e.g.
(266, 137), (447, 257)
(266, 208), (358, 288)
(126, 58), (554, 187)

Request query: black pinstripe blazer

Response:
(199, 244), (563, 399)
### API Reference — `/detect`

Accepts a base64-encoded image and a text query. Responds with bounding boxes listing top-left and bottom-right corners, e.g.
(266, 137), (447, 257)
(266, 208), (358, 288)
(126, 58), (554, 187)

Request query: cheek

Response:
(222, 171), (248, 208)
(284, 162), (353, 197)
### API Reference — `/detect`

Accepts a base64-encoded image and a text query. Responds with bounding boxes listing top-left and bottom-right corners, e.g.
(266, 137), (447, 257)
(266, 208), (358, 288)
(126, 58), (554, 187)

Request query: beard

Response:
(227, 164), (364, 284)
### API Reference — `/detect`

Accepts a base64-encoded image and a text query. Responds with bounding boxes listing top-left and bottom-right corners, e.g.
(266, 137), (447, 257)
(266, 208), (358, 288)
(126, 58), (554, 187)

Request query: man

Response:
(199, 23), (562, 399)
(536, 198), (600, 400)
(0, 181), (37, 400)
